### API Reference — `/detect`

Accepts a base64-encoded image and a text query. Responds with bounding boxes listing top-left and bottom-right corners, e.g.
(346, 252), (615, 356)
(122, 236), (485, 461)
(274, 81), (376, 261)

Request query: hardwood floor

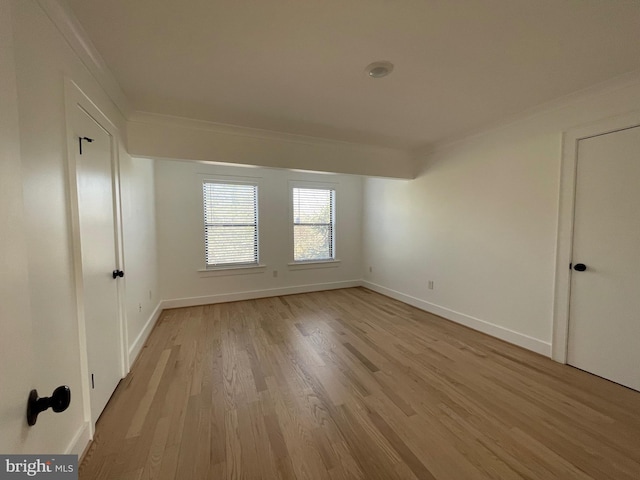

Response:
(79, 287), (640, 479)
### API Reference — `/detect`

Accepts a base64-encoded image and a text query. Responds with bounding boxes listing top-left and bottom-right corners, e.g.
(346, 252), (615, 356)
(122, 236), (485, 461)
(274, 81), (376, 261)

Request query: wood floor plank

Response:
(80, 287), (640, 480)
(126, 348), (171, 438)
(366, 409), (436, 480)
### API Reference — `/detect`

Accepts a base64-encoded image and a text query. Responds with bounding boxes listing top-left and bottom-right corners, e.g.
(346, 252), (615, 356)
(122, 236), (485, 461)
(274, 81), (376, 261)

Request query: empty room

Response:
(2, 1), (640, 479)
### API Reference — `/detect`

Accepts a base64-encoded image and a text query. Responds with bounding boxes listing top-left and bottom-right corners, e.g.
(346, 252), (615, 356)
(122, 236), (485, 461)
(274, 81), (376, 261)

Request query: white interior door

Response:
(0, 2), (36, 449)
(71, 103), (124, 424)
(568, 125), (640, 391)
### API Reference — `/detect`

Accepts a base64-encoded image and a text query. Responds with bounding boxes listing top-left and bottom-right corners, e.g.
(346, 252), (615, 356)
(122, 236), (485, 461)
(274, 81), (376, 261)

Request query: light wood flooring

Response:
(79, 287), (640, 479)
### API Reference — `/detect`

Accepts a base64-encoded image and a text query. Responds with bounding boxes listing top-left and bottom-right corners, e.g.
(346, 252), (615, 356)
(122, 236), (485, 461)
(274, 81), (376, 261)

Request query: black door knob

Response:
(112, 269), (124, 279)
(27, 385), (71, 426)
(573, 263), (587, 272)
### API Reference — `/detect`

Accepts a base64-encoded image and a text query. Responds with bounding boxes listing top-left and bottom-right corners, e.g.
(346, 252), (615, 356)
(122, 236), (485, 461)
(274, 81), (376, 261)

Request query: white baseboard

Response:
(157, 279), (551, 357)
(161, 280), (362, 309)
(128, 301), (163, 366)
(65, 421), (90, 456)
(361, 280), (552, 357)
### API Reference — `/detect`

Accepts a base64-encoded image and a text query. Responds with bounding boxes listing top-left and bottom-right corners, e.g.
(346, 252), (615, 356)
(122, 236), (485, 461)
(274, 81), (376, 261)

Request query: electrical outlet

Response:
(138, 303), (142, 312)
(273, 270), (278, 278)
(369, 266), (373, 273)
(428, 280), (434, 290)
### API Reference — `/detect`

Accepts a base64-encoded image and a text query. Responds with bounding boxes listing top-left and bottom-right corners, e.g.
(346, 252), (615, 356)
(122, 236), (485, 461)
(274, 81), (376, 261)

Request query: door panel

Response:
(72, 104), (123, 423)
(568, 125), (640, 391)
(0, 0), (35, 449)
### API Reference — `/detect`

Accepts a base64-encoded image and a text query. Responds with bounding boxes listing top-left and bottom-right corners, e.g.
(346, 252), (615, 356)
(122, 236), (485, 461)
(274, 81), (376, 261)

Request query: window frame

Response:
(201, 178), (260, 270)
(289, 181), (339, 266)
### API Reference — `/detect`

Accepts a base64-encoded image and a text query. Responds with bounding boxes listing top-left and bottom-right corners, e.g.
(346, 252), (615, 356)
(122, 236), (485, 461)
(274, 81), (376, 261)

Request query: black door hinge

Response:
(91, 373), (95, 389)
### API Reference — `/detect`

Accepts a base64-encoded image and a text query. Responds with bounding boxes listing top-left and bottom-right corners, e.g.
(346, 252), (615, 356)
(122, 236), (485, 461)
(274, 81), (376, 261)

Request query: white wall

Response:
(8, 0), (158, 454)
(363, 78), (640, 357)
(120, 156), (159, 363)
(155, 159), (363, 305)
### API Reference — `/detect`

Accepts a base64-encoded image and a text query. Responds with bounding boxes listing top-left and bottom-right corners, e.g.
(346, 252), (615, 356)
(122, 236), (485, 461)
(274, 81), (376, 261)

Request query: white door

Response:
(0, 2), (36, 450)
(568, 125), (640, 391)
(71, 104), (124, 423)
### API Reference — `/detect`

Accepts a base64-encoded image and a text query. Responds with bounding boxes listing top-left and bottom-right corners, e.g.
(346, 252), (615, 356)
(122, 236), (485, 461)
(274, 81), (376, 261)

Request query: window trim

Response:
(289, 181), (338, 266)
(287, 259), (341, 270)
(201, 178), (260, 270)
(198, 263), (267, 276)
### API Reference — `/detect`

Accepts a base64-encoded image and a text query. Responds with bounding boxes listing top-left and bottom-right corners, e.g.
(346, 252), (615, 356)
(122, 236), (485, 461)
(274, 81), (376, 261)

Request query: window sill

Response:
(287, 259), (341, 270)
(198, 264), (267, 277)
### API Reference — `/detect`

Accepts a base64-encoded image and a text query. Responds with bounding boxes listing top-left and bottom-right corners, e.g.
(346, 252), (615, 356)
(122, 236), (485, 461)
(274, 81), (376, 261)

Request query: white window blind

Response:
(293, 187), (335, 261)
(203, 182), (258, 267)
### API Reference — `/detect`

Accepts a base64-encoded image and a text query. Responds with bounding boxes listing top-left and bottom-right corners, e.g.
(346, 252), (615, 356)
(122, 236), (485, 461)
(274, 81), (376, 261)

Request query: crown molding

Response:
(413, 68), (640, 159)
(37, 0), (131, 119)
(129, 111), (410, 157)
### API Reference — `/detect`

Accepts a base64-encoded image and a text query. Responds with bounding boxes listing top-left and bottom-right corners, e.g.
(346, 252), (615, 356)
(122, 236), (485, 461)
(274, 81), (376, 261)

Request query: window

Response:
(203, 181), (258, 267)
(292, 187), (335, 262)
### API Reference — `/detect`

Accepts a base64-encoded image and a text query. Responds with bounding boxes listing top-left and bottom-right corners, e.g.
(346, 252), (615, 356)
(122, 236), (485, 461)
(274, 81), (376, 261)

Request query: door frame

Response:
(552, 110), (640, 363)
(64, 78), (128, 434)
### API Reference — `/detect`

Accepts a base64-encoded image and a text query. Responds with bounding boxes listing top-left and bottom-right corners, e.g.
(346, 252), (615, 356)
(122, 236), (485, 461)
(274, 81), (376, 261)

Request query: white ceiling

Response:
(64, 0), (640, 151)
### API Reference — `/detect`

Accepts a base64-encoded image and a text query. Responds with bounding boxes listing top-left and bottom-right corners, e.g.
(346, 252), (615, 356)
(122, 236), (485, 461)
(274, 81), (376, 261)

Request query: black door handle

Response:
(112, 269), (124, 279)
(27, 385), (71, 426)
(573, 263), (587, 272)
